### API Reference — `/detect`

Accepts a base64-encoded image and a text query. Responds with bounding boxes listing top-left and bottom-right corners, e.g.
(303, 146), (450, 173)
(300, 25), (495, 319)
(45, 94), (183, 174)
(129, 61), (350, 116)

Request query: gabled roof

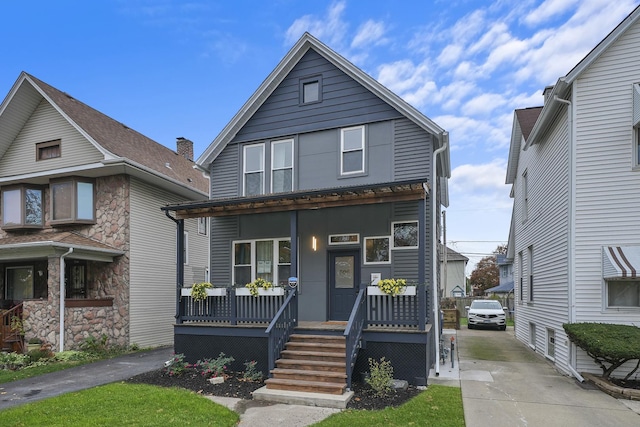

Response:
(197, 32), (450, 179)
(526, 5), (640, 147)
(439, 244), (469, 262)
(505, 107), (542, 184)
(0, 73), (208, 196)
(485, 281), (514, 294)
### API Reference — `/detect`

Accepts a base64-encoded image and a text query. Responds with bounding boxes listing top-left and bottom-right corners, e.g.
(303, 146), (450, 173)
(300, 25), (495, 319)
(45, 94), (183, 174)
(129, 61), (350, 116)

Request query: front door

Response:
(329, 250), (360, 321)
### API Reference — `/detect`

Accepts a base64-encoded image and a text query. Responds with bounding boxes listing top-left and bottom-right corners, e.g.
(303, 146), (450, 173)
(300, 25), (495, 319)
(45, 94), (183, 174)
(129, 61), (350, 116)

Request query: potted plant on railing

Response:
(368, 278), (417, 296)
(236, 278), (284, 297)
(181, 282), (227, 301)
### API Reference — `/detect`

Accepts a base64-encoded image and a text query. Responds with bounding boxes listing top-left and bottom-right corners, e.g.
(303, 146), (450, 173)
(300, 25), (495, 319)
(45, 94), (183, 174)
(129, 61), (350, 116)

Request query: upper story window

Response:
(243, 144), (264, 196)
(518, 251), (523, 301)
(271, 139), (293, 193)
(528, 245), (534, 302)
(50, 177), (95, 225)
(36, 139), (61, 161)
(1, 185), (43, 229)
(300, 76), (322, 105)
(341, 126), (365, 175)
(633, 83), (640, 167)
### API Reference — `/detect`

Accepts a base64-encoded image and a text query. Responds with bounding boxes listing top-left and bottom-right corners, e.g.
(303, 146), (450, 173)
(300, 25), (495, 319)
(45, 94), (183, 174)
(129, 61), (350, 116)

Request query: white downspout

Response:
(432, 133), (449, 376)
(59, 248), (73, 352)
(553, 95), (583, 382)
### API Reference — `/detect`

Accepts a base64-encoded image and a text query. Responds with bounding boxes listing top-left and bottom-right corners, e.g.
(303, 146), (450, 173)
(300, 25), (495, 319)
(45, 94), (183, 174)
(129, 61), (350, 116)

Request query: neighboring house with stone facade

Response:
(0, 72), (209, 351)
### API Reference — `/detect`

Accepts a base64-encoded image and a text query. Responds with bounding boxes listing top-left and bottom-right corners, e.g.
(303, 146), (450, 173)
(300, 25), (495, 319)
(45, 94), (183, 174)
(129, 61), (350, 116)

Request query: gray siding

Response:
(129, 178), (207, 347)
(0, 100), (103, 176)
(210, 144), (239, 198)
(232, 49), (402, 143)
(394, 118), (432, 181)
(210, 216), (238, 285)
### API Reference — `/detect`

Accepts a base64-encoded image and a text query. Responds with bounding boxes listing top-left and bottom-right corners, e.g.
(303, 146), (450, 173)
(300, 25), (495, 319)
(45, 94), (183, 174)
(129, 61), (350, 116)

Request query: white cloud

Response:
(351, 20), (387, 49)
(462, 93), (508, 116)
(436, 44), (463, 67)
(450, 159), (508, 193)
(523, 0), (580, 26)
(285, 0), (348, 47)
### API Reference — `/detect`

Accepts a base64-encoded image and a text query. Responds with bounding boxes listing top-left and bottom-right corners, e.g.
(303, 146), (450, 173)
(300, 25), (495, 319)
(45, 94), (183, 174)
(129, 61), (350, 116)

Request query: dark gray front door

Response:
(329, 250), (360, 321)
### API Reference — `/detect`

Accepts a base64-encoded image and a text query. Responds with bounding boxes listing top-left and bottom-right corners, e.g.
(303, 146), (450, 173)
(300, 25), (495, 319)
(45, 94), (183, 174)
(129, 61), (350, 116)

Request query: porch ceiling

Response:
(163, 179), (430, 219)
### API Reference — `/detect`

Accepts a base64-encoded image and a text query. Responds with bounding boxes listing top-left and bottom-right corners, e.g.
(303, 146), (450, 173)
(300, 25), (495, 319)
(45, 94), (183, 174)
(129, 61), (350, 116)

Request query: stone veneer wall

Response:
(14, 175), (131, 350)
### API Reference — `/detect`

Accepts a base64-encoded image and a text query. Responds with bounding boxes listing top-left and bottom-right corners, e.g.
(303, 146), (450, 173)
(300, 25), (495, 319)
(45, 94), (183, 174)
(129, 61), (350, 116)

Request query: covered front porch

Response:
(163, 179), (438, 388)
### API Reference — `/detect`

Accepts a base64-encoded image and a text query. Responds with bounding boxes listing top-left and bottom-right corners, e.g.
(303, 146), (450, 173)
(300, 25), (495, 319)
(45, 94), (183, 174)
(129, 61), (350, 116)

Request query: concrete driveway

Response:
(456, 327), (640, 427)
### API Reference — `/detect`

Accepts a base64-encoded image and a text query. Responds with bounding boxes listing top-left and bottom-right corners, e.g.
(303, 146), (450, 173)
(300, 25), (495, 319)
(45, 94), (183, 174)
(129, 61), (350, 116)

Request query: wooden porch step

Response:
(280, 349), (345, 363)
(265, 378), (346, 395)
(271, 368), (347, 383)
(275, 358), (345, 373)
(285, 341), (345, 353)
(289, 334), (345, 344)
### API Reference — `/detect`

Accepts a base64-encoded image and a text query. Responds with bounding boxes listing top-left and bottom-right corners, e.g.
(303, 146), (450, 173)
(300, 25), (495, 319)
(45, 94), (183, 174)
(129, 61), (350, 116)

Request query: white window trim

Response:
(328, 233), (360, 245)
(243, 143), (265, 196)
(546, 328), (555, 361)
(529, 322), (536, 350)
(270, 139), (294, 193)
(198, 217), (208, 236)
(232, 238), (291, 286)
(604, 279), (640, 310)
(522, 170), (528, 223)
(364, 236), (391, 265)
(340, 126), (365, 176)
(391, 221), (419, 250)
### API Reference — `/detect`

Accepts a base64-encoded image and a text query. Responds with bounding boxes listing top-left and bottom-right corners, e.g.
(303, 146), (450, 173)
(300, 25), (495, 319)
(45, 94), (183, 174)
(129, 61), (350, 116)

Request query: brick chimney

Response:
(176, 137), (194, 161)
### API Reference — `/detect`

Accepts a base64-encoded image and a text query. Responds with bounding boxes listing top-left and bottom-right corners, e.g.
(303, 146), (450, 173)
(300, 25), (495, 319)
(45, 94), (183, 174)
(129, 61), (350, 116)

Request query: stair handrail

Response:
(1, 303), (24, 349)
(265, 288), (298, 377)
(343, 286), (367, 390)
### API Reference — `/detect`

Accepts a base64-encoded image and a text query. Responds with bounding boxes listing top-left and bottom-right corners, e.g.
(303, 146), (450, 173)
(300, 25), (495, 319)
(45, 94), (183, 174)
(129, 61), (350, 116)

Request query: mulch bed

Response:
(609, 379), (640, 390)
(126, 368), (422, 410)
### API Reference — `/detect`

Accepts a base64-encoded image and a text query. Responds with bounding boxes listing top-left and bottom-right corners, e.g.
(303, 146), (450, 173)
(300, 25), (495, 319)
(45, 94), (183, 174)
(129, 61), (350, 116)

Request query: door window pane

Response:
(334, 256), (355, 288)
(76, 182), (94, 220)
(6, 266), (34, 300)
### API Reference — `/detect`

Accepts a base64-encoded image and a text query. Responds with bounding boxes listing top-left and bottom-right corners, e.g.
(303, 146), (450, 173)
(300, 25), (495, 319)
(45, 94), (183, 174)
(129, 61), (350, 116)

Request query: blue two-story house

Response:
(162, 33), (450, 396)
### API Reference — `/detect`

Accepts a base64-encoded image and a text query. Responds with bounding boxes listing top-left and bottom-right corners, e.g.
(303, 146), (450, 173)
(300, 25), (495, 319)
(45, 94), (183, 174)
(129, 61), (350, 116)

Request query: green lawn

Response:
(314, 385), (464, 427)
(0, 383), (238, 427)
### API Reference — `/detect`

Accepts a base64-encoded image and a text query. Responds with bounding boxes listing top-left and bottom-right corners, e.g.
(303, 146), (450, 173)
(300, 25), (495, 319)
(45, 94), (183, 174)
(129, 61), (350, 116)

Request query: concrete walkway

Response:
(430, 327), (640, 427)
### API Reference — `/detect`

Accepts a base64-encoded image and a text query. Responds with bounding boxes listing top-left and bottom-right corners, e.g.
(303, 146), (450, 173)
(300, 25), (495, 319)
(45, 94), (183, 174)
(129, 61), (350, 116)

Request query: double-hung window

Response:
(341, 126), (365, 175)
(271, 139), (293, 193)
(1, 185), (43, 229)
(50, 177), (95, 224)
(243, 144), (265, 196)
(633, 83), (640, 167)
(528, 246), (534, 302)
(233, 239), (291, 286)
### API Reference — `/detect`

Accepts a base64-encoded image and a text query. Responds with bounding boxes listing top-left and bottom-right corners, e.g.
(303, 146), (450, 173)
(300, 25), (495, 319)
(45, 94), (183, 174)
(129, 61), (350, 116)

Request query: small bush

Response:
(163, 353), (188, 377)
(366, 357), (394, 397)
(54, 350), (92, 362)
(563, 322), (640, 380)
(194, 353), (234, 379)
(0, 352), (30, 370)
(27, 348), (53, 364)
(242, 360), (263, 381)
(80, 334), (109, 356)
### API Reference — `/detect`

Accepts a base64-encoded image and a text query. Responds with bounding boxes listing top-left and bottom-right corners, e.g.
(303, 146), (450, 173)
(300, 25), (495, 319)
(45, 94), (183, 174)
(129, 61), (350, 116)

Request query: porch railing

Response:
(366, 285), (423, 329)
(1, 303), (24, 352)
(179, 287), (286, 325)
(265, 288), (298, 376)
(344, 286), (367, 390)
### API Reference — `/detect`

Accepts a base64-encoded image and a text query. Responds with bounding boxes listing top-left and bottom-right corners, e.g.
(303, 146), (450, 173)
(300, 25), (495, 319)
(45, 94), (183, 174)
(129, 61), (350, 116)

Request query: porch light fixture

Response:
(312, 236), (317, 251)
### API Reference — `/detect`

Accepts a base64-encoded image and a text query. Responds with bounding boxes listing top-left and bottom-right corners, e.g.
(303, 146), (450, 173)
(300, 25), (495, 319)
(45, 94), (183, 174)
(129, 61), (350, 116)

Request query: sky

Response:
(2, 0), (639, 274)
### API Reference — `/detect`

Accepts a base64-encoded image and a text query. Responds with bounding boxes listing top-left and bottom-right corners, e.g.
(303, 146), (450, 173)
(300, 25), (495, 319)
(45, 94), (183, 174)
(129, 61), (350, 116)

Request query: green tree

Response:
(469, 245), (504, 295)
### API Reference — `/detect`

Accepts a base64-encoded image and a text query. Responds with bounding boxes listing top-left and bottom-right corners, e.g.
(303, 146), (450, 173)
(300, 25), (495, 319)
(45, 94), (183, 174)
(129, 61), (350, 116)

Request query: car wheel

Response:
(500, 325), (506, 331)
(468, 324), (473, 329)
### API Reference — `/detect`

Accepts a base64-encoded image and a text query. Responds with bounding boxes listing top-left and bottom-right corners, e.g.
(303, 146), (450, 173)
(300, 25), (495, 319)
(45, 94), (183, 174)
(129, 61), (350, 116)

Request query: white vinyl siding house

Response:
(507, 6), (640, 379)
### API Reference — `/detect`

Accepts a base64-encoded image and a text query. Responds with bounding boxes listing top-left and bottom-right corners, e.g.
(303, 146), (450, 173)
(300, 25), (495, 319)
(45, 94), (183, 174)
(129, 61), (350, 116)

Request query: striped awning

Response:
(603, 246), (640, 279)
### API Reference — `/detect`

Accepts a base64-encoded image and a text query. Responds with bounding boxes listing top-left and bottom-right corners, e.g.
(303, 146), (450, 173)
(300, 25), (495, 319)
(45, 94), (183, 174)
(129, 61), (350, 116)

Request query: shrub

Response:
(0, 352), (30, 370)
(194, 352), (234, 378)
(54, 351), (92, 362)
(80, 334), (109, 356)
(163, 353), (188, 377)
(242, 360), (263, 381)
(563, 323), (640, 380)
(366, 357), (394, 397)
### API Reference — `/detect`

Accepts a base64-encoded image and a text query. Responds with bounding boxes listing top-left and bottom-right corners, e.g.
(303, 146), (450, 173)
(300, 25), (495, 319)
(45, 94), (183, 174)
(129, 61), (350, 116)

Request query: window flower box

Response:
(235, 287), (285, 297)
(367, 285), (416, 296)
(181, 287), (227, 298)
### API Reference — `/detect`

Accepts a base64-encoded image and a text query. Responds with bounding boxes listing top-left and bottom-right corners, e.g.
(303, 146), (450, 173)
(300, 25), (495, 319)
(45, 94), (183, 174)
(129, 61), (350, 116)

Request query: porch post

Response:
(290, 211), (298, 278)
(418, 196), (426, 331)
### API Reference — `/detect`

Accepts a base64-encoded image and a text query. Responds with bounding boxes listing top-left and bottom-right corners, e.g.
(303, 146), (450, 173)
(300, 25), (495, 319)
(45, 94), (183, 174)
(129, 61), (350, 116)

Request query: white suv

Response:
(466, 300), (507, 330)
